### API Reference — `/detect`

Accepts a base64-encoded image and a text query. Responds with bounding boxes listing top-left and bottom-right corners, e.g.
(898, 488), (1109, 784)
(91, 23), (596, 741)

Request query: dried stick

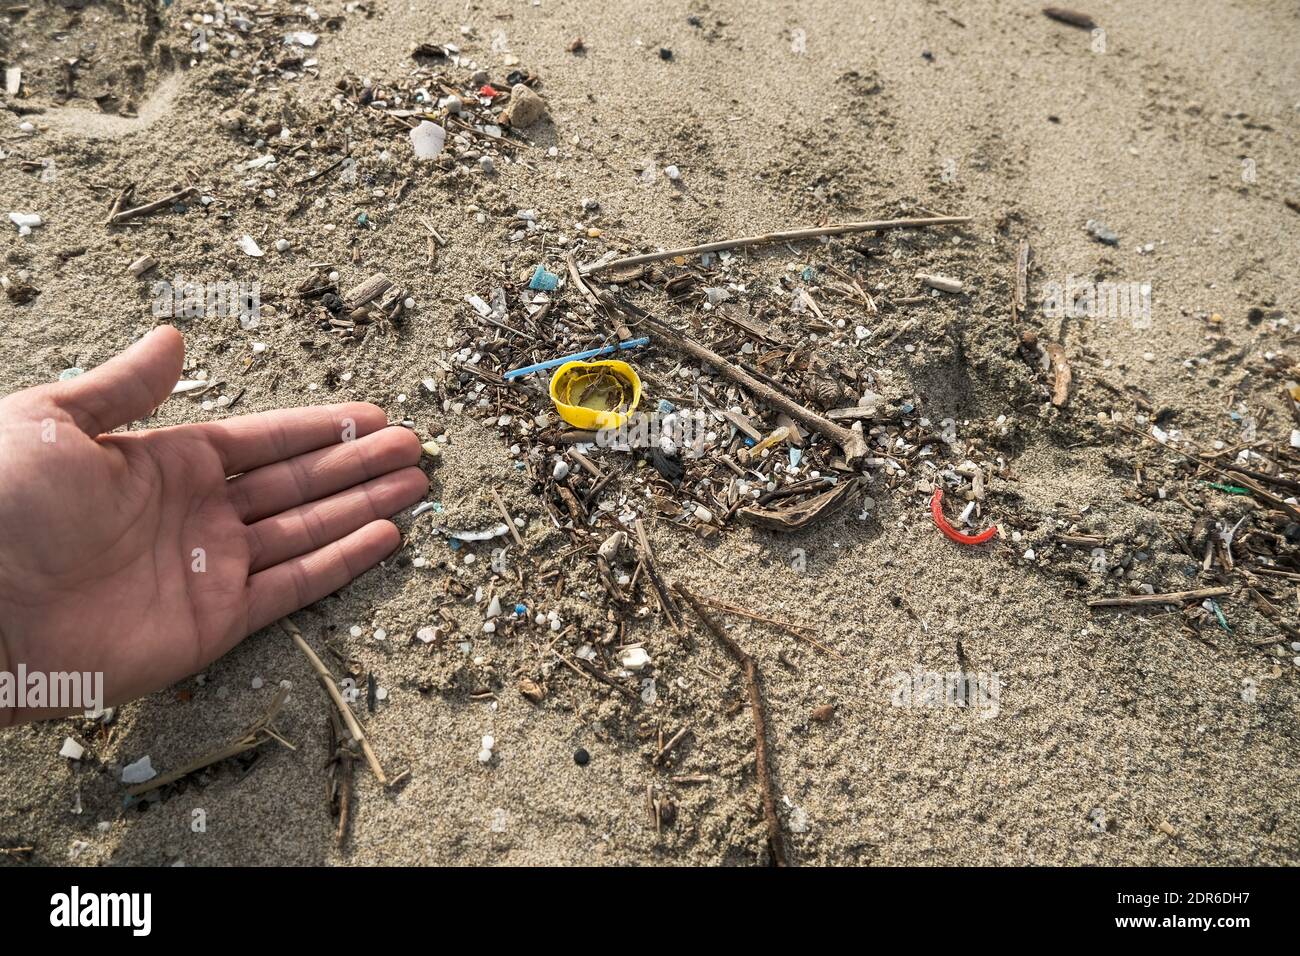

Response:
(325, 705), (355, 847)
(698, 595), (843, 658)
(1088, 587), (1231, 609)
(282, 618), (388, 785)
(1011, 238), (1030, 325)
(619, 300), (868, 462)
(675, 584), (789, 867)
(652, 723), (692, 767)
(634, 519), (684, 633)
(1123, 424), (1300, 523)
(555, 652), (639, 702)
(125, 687), (293, 797)
(103, 183), (135, 226)
(1043, 6), (1097, 30)
(1243, 587), (1300, 643)
(489, 486), (525, 549)
(107, 187), (198, 226)
(585, 215), (971, 274)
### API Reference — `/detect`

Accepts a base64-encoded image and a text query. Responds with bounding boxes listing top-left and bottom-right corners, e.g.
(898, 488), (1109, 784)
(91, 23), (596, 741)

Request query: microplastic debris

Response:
(410, 121), (447, 160)
(528, 264), (560, 291)
(9, 212), (43, 235)
(60, 738), (85, 760)
(619, 646), (651, 671)
(121, 756), (157, 785)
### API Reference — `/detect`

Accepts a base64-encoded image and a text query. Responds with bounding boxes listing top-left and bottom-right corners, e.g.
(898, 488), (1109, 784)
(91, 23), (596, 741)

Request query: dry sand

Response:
(1, 0), (1298, 866)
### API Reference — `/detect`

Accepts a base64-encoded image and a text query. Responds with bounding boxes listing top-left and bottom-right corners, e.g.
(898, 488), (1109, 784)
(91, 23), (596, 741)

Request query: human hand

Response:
(0, 327), (427, 726)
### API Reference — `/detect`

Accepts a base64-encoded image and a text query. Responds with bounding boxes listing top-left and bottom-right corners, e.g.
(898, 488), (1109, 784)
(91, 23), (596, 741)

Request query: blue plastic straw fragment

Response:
(503, 336), (651, 380)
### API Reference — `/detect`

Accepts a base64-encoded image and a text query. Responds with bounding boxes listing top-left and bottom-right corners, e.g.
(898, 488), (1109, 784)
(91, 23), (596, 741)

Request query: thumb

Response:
(56, 326), (185, 436)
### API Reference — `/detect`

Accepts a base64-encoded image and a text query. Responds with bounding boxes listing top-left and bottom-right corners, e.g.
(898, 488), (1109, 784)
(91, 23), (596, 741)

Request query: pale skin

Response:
(0, 326), (429, 726)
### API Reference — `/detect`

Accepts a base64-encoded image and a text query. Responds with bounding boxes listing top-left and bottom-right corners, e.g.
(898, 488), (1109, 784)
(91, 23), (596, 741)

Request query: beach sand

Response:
(0, 0), (1297, 865)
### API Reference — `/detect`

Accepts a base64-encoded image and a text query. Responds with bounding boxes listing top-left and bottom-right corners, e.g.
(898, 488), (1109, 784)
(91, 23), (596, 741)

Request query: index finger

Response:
(199, 402), (390, 476)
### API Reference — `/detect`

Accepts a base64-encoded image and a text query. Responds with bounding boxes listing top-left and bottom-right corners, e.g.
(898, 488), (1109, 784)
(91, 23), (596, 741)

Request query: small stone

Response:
(619, 646), (651, 671)
(574, 747), (590, 766)
(409, 120), (447, 160)
(9, 212), (44, 233)
(1086, 219), (1119, 246)
(518, 678), (545, 703)
(506, 83), (547, 128)
(274, 238), (290, 252)
(60, 737), (85, 760)
(121, 756), (156, 785)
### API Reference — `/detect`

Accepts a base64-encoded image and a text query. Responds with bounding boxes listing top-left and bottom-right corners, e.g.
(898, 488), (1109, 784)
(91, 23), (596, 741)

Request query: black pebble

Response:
(574, 748), (590, 766)
(659, 47), (673, 61)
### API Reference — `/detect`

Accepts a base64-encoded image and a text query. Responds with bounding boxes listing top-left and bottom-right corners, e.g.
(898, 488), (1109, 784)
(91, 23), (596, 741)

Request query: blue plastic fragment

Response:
(1209, 600), (1231, 633)
(789, 447), (803, 468)
(657, 399), (675, 414)
(503, 336), (650, 380)
(514, 603), (527, 616)
(528, 265), (560, 291)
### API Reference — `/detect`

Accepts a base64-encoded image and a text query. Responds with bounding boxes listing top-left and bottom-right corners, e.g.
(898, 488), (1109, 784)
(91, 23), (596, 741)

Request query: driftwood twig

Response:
(107, 187), (198, 226)
(585, 215), (971, 274)
(125, 687), (293, 797)
(282, 617), (388, 785)
(618, 300), (868, 463)
(675, 583), (789, 867)
(1088, 586), (1231, 609)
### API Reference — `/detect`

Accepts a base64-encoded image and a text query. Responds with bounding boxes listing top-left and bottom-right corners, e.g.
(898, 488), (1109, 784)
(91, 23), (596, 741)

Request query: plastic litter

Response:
(930, 488), (997, 545)
(548, 359), (642, 430)
(121, 756), (157, 785)
(503, 336), (649, 381)
(528, 264), (560, 291)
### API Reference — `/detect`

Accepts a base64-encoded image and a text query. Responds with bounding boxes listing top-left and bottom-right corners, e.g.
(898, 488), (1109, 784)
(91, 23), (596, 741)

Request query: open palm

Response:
(0, 327), (427, 725)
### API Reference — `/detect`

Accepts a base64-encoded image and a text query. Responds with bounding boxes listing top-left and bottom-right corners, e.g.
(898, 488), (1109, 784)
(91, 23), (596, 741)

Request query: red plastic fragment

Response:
(930, 488), (997, 546)
(479, 84), (499, 99)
